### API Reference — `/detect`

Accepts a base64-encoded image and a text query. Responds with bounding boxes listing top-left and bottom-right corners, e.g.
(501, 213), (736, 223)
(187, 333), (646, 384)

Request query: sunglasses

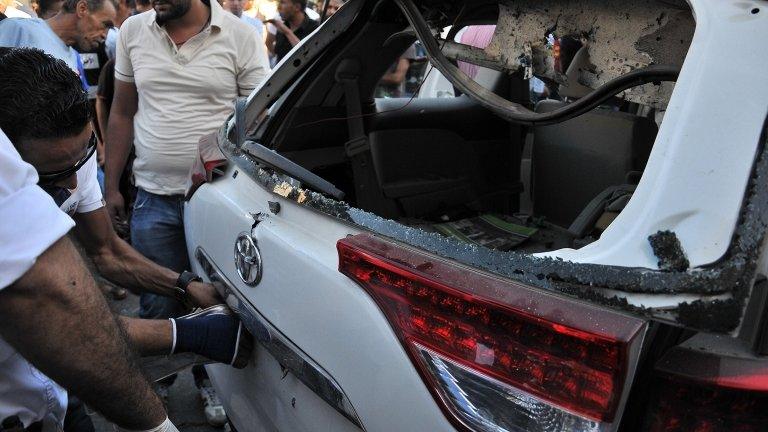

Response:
(37, 133), (97, 185)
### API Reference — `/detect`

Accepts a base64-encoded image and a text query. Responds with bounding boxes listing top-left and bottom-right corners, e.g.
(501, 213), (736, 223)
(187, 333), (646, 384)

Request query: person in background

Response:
(133, 0), (149, 12)
(104, 0), (132, 58)
(97, 55), (136, 244)
(223, 0), (261, 36)
(104, 0), (269, 422)
(35, 0), (63, 17)
(0, 0), (115, 75)
(324, 0), (342, 17)
(375, 44), (416, 98)
(265, 0), (317, 63)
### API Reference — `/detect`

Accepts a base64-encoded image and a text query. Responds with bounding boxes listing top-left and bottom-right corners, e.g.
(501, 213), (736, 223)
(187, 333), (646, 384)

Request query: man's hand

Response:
(187, 281), (222, 308)
(105, 188), (127, 223)
(265, 18), (289, 33)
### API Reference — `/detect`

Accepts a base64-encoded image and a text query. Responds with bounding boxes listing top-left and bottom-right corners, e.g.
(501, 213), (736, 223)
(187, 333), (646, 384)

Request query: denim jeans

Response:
(130, 188), (208, 384)
(130, 188), (189, 320)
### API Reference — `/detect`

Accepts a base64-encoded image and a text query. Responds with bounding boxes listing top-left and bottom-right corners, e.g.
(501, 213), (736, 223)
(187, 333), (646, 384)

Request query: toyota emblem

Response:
(234, 232), (262, 286)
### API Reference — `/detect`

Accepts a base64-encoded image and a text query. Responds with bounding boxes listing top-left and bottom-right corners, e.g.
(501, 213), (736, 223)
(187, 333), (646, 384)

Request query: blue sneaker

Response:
(170, 305), (253, 368)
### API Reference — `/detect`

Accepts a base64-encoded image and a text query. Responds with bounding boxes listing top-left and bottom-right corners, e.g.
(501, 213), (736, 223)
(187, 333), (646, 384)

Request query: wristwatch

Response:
(173, 270), (201, 309)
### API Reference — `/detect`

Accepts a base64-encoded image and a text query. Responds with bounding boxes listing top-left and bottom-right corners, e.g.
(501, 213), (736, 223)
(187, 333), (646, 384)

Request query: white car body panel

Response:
(186, 171), (456, 431)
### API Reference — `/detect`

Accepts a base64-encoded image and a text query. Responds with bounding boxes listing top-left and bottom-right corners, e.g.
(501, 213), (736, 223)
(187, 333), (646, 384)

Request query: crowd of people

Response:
(0, 0), (342, 430)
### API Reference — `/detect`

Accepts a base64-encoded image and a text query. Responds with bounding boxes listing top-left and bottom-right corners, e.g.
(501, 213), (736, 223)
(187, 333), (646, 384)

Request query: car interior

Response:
(252, 2), (667, 254)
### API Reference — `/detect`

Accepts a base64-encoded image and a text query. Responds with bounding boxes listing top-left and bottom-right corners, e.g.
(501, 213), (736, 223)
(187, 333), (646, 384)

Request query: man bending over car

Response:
(0, 47), (250, 427)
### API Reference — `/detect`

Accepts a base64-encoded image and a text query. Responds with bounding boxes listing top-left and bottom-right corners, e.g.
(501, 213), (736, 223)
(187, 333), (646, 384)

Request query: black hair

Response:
(291, 0), (307, 12)
(0, 47), (92, 147)
(38, 0), (63, 16)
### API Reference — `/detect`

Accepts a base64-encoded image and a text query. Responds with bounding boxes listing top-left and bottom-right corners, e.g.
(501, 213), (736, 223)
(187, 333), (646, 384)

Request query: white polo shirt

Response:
(0, 129), (74, 430)
(115, 0), (270, 195)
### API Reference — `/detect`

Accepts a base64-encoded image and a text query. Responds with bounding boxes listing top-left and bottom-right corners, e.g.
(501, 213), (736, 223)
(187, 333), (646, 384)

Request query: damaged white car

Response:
(184, 0), (768, 430)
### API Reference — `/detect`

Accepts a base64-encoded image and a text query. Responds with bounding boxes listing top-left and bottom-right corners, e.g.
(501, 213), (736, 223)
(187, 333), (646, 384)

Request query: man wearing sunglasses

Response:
(0, 129), (177, 432)
(0, 47), (252, 428)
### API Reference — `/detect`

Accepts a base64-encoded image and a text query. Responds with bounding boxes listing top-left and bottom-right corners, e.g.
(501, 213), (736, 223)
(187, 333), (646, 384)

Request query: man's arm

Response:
(380, 57), (410, 86)
(74, 207), (221, 307)
(265, 29), (276, 56)
(94, 105), (106, 166)
(104, 78), (138, 222)
(268, 20), (301, 47)
(0, 236), (167, 430)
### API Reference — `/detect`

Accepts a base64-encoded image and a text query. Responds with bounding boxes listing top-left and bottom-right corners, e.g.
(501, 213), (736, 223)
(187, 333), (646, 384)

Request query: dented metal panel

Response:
(483, 0), (694, 107)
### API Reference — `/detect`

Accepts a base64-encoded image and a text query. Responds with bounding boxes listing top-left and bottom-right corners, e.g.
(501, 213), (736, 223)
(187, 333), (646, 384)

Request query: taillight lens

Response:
(642, 342), (768, 432)
(338, 233), (646, 431)
(644, 375), (768, 432)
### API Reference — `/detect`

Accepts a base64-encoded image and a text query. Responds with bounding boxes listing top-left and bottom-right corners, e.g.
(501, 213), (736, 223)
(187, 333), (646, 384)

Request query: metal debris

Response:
(649, 230), (690, 272)
(273, 182), (294, 198)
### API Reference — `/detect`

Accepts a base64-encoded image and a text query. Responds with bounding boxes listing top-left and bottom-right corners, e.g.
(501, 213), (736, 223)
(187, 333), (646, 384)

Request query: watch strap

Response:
(174, 271), (201, 309)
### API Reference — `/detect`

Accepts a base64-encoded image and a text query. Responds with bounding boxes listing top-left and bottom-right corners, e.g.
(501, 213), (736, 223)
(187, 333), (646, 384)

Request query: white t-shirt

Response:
(58, 152), (105, 216)
(0, 128), (73, 429)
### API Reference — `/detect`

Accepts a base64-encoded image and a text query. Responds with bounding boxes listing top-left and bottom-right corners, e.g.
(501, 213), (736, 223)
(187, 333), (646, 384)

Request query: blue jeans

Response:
(130, 188), (189, 320)
(130, 188), (208, 385)
(96, 166), (105, 194)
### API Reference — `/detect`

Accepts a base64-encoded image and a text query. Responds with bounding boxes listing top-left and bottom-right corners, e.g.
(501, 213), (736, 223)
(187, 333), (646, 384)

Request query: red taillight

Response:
(644, 375), (768, 432)
(338, 233), (645, 428)
(643, 342), (768, 432)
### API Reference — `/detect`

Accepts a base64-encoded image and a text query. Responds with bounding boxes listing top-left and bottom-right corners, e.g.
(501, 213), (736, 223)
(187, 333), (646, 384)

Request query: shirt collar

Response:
(147, 0), (223, 30)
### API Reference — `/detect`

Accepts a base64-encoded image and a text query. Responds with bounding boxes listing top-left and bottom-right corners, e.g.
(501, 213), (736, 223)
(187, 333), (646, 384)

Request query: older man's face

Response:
(74, 0), (116, 51)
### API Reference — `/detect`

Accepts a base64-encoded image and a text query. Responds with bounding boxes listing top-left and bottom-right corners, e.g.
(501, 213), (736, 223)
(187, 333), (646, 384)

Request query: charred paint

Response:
(477, 0), (693, 108)
(649, 230), (690, 272)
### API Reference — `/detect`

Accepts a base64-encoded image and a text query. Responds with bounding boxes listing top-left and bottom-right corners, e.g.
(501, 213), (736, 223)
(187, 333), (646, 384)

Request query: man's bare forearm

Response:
(95, 97), (109, 144)
(120, 316), (174, 356)
(0, 236), (166, 430)
(105, 110), (133, 194)
(93, 234), (180, 297)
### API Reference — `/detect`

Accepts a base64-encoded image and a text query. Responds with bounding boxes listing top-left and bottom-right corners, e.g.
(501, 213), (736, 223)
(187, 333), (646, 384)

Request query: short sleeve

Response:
(237, 27), (270, 97)
(74, 154), (104, 214)
(0, 129), (74, 289)
(114, 22), (134, 82)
